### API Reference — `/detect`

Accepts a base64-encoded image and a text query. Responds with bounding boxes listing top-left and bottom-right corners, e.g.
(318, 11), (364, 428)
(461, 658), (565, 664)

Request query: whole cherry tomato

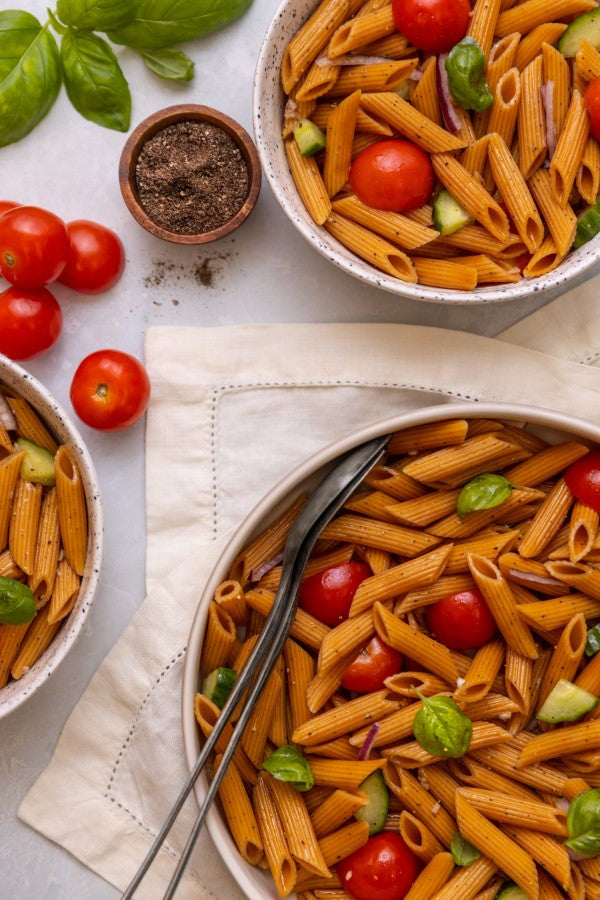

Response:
(337, 833), (421, 900)
(426, 589), (497, 650)
(70, 349), (151, 431)
(585, 77), (600, 142)
(0, 201), (20, 217)
(0, 206), (70, 288)
(0, 286), (62, 360)
(349, 140), (433, 213)
(341, 636), (402, 693)
(58, 220), (126, 295)
(392, 0), (470, 54)
(565, 450), (600, 513)
(298, 562), (371, 625)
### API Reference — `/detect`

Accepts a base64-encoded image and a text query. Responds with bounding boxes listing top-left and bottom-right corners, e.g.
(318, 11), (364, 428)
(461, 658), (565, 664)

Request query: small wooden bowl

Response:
(119, 104), (262, 244)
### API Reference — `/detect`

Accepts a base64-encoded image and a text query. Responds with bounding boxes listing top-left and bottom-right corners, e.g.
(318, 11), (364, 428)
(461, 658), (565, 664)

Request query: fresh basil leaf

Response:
(108, 0), (253, 50)
(413, 692), (472, 758)
(56, 0), (137, 31)
(0, 577), (36, 625)
(47, 8), (68, 36)
(142, 48), (194, 82)
(0, 11), (62, 148)
(445, 37), (493, 112)
(457, 474), (513, 518)
(566, 788), (600, 857)
(61, 30), (131, 132)
(586, 624), (600, 657)
(451, 833), (481, 866)
(262, 745), (314, 792)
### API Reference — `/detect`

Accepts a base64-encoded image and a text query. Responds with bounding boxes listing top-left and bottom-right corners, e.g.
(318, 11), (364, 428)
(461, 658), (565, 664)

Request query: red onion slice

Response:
(358, 722), (381, 760)
(0, 394), (16, 431)
(316, 54), (390, 67)
(249, 553), (284, 583)
(436, 54), (461, 134)
(541, 81), (556, 163)
(409, 69), (423, 82)
(508, 568), (564, 590)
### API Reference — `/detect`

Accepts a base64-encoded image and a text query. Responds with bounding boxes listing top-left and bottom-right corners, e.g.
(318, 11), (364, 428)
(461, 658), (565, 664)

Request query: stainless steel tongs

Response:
(122, 432), (390, 899)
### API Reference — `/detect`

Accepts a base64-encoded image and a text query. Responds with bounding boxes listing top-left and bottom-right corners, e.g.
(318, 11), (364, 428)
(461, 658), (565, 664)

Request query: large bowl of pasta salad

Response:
(253, 0), (600, 303)
(183, 401), (600, 900)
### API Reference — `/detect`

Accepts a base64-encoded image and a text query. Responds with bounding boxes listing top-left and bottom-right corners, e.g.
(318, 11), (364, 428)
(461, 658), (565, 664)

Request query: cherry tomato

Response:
(0, 286), (62, 360)
(349, 140), (433, 213)
(341, 636), (402, 692)
(58, 220), (126, 295)
(0, 206), (70, 288)
(426, 589), (497, 650)
(392, 0), (470, 54)
(513, 252), (532, 274)
(585, 77), (600, 142)
(70, 349), (151, 431)
(337, 833), (421, 900)
(0, 201), (20, 217)
(565, 450), (600, 513)
(298, 562), (371, 625)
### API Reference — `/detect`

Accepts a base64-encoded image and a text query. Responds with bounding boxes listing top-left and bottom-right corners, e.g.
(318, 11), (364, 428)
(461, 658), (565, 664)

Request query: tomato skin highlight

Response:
(585, 77), (600, 142)
(341, 636), (402, 692)
(349, 140), (434, 213)
(58, 220), (126, 294)
(0, 286), (62, 360)
(565, 450), (600, 513)
(70, 349), (151, 432)
(298, 562), (371, 625)
(337, 833), (421, 900)
(426, 589), (497, 650)
(0, 206), (70, 288)
(392, 0), (470, 54)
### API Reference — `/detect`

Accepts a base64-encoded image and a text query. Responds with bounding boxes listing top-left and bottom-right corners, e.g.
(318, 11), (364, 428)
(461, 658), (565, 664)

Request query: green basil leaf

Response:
(47, 8), (68, 36)
(262, 745), (314, 792)
(586, 624), (600, 657)
(56, 0), (137, 31)
(445, 37), (493, 112)
(108, 0), (253, 50)
(450, 833), (481, 866)
(413, 692), (472, 758)
(61, 30), (131, 132)
(0, 11), (62, 148)
(457, 474), (513, 518)
(566, 788), (600, 857)
(0, 577), (36, 625)
(142, 48), (194, 82)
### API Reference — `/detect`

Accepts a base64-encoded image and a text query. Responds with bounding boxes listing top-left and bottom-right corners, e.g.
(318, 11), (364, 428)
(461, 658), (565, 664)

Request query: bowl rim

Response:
(252, 0), (600, 305)
(181, 400), (600, 900)
(0, 356), (104, 719)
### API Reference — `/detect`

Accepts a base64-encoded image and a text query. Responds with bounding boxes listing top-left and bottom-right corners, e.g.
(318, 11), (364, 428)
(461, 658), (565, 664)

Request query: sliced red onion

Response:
(568, 848), (588, 862)
(0, 394), (16, 430)
(316, 54), (390, 67)
(436, 54), (461, 134)
(508, 568), (564, 590)
(541, 81), (556, 163)
(409, 69), (423, 82)
(249, 553), (284, 583)
(358, 722), (381, 760)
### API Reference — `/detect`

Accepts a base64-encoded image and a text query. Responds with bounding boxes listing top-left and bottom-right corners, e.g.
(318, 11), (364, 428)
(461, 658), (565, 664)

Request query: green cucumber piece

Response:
(574, 198), (600, 249)
(202, 667), (237, 709)
(432, 189), (473, 236)
(537, 678), (599, 724)
(355, 770), (389, 835)
(16, 438), (55, 486)
(495, 884), (529, 900)
(292, 118), (326, 157)
(586, 623), (600, 657)
(558, 9), (600, 58)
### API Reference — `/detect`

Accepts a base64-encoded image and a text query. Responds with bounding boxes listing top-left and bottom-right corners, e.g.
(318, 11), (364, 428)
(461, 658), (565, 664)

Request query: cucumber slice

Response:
(202, 667), (237, 709)
(432, 189), (474, 235)
(537, 678), (599, 724)
(574, 198), (600, 249)
(16, 438), (56, 486)
(355, 770), (389, 835)
(558, 9), (600, 57)
(495, 884), (529, 900)
(292, 118), (326, 157)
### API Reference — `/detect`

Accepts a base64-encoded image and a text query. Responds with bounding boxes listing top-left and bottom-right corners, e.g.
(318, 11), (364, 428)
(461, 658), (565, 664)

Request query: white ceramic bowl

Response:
(182, 401), (600, 900)
(253, 0), (600, 305)
(0, 357), (103, 719)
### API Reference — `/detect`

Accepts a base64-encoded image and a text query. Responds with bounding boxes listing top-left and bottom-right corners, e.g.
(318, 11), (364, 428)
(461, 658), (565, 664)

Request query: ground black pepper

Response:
(135, 120), (249, 235)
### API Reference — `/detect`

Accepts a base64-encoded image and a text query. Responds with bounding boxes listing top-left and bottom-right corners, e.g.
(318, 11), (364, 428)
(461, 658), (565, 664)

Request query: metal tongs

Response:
(122, 432), (390, 899)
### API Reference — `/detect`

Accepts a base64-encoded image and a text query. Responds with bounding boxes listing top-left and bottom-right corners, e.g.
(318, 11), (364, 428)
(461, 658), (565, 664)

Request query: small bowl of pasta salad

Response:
(0, 356), (102, 719)
(253, 0), (600, 303)
(183, 402), (600, 900)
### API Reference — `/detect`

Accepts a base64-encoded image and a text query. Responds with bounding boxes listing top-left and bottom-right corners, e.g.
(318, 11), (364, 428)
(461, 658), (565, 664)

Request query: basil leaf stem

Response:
(0, 577), (37, 625)
(457, 474), (513, 518)
(450, 832), (481, 866)
(413, 691), (472, 758)
(262, 745), (314, 792)
(566, 789), (600, 857)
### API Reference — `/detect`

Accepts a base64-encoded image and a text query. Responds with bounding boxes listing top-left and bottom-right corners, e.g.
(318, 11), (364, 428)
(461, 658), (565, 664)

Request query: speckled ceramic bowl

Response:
(0, 357), (103, 719)
(253, 0), (600, 304)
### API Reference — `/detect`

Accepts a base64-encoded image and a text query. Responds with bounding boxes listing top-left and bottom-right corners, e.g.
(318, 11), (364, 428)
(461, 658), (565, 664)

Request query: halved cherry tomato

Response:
(298, 562), (371, 626)
(0, 206), (70, 288)
(58, 220), (126, 295)
(565, 450), (600, 513)
(392, 0), (470, 55)
(341, 636), (402, 693)
(585, 76), (600, 142)
(337, 833), (421, 900)
(349, 140), (433, 213)
(70, 349), (151, 432)
(426, 589), (497, 650)
(0, 286), (62, 360)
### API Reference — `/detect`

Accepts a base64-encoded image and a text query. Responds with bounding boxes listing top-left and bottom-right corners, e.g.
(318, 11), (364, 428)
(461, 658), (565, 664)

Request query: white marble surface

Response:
(0, 1), (595, 898)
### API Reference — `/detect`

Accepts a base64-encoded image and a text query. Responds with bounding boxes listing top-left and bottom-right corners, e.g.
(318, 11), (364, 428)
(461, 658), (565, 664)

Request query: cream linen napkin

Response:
(18, 318), (600, 899)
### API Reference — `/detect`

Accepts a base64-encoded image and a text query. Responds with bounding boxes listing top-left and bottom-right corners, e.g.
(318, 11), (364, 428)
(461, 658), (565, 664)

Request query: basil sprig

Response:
(413, 692), (472, 758)
(450, 833), (481, 866)
(566, 789), (600, 857)
(0, 577), (36, 625)
(457, 474), (514, 518)
(586, 624), (600, 657)
(262, 745), (314, 792)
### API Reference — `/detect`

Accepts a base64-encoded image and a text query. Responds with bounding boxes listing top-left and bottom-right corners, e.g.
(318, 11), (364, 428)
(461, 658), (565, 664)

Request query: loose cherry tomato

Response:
(392, 0), (470, 54)
(565, 450), (600, 513)
(514, 252), (532, 274)
(426, 589), (497, 650)
(70, 349), (151, 431)
(341, 636), (402, 692)
(0, 201), (20, 217)
(0, 286), (62, 360)
(337, 833), (421, 900)
(58, 220), (126, 294)
(585, 77), (600, 142)
(0, 206), (70, 288)
(349, 140), (433, 213)
(298, 562), (371, 625)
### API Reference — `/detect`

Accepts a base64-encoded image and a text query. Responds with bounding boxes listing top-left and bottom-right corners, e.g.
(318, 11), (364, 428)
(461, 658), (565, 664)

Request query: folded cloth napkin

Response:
(18, 316), (600, 899)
